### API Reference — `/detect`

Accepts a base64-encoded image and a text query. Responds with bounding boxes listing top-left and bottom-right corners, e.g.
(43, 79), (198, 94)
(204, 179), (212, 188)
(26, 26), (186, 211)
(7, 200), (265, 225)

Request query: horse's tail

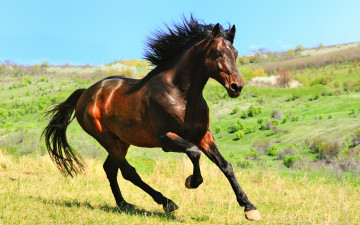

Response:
(42, 89), (86, 177)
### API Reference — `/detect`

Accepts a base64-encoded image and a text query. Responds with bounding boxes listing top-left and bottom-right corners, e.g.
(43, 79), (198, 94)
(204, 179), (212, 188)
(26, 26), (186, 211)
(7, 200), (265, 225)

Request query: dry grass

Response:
(1, 150), (360, 224)
(254, 47), (360, 74)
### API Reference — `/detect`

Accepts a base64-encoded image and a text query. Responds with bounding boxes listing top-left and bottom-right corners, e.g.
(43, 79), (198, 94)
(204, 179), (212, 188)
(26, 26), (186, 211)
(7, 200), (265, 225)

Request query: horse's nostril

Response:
(230, 83), (239, 92)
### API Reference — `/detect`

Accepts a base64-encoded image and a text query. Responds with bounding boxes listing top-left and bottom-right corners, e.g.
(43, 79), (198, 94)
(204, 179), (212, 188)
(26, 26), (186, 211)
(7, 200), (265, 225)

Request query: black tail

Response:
(42, 89), (86, 177)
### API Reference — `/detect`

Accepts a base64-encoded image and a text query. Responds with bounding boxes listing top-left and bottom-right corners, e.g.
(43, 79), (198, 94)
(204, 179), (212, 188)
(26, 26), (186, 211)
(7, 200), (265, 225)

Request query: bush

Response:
(277, 68), (291, 88)
(215, 126), (221, 134)
(283, 155), (298, 168)
(310, 76), (333, 86)
(235, 157), (253, 168)
(291, 115), (300, 121)
(317, 141), (341, 159)
(271, 109), (284, 119)
(281, 117), (289, 124)
(243, 124), (258, 134)
(306, 136), (325, 153)
(306, 136), (342, 160)
(266, 145), (278, 156)
(246, 148), (259, 160)
(231, 107), (239, 115)
(264, 119), (273, 130)
(252, 138), (271, 154)
(238, 67), (254, 82)
(351, 129), (360, 147)
(241, 105), (262, 118)
(253, 67), (267, 77)
(285, 94), (300, 102)
(248, 105), (262, 117)
(235, 131), (244, 140)
(271, 119), (280, 125)
(236, 56), (250, 66)
(257, 118), (264, 125)
(278, 145), (298, 159)
(229, 123), (241, 133)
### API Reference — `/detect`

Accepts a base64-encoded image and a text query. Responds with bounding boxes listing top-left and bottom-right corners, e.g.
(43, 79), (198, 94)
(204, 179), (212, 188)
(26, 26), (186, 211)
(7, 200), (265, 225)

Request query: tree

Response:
(236, 56), (250, 66)
(287, 49), (295, 56)
(41, 61), (50, 70)
(253, 67), (267, 77)
(277, 68), (291, 88)
(295, 44), (304, 53)
(249, 56), (260, 63)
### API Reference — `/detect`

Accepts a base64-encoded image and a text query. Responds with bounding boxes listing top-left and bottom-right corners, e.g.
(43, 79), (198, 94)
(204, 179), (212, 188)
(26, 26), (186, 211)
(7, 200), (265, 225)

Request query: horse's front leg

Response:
(159, 132), (203, 189)
(198, 130), (261, 221)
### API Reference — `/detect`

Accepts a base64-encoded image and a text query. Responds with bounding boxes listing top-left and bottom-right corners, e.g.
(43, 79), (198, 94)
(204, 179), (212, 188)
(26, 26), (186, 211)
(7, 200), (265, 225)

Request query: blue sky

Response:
(1, 0), (359, 65)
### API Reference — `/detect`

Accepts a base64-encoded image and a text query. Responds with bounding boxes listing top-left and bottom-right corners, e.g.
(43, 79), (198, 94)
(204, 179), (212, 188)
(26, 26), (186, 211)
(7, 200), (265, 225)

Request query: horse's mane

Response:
(126, 15), (234, 95)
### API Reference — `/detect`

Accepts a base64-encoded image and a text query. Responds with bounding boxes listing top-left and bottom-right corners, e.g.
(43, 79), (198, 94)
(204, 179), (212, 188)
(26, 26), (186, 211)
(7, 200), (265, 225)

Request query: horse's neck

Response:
(171, 54), (209, 102)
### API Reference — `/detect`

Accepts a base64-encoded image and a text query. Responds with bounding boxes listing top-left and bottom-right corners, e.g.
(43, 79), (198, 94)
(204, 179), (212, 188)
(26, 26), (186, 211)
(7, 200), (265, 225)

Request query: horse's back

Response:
(75, 76), (160, 148)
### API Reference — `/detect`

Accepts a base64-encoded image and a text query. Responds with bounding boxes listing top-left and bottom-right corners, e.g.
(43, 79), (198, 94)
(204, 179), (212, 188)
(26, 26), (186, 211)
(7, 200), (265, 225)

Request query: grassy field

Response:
(1, 60), (360, 224)
(1, 150), (360, 224)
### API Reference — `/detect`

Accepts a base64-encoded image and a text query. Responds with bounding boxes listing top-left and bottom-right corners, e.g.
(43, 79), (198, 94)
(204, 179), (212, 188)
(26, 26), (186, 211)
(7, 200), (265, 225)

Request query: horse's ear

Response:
(211, 23), (221, 39)
(229, 25), (236, 43)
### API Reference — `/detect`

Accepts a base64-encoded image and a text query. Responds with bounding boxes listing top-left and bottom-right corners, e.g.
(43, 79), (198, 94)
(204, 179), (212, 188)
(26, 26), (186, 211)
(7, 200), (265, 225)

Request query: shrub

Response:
(283, 155), (298, 168)
(271, 119), (280, 125)
(231, 107), (239, 115)
(253, 67), (267, 77)
(291, 115), (300, 121)
(248, 105), (261, 117)
(252, 138), (271, 154)
(229, 123), (241, 133)
(235, 131), (244, 140)
(235, 157), (253, 168)
(277, 68), (291, 88)
(215, 126), (221, 134)
(271, 109), (284, 119)
(264, 119), (273, 130)
(310, 76), (333, 86)
(306, 136), (325, 153)
(306, 136), (341, 160)
(239, 67), (254, 82)
(240, 111), (248, 119)
(334, 81), (341, 88)
(257, 118), (264, 125)
(246, 148), (259, 160)
(266, 145), (278, 156)
(236, 56), (250, 66)
(278, 145), (297, 159)
(243, 124), (259, 134)
(241, 105), (262, 118)
(285, 94), (300, 102)
(281, 117), (289, 124)
(317, 141), (341, 160)
(351, 129), (360, 147)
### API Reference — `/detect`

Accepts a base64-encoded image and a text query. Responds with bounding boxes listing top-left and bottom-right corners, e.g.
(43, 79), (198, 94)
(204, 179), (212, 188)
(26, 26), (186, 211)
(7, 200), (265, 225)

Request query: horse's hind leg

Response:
(96, 129), (178, 212)
(118, 157), (179, 212)
(103, 155), (127, 207)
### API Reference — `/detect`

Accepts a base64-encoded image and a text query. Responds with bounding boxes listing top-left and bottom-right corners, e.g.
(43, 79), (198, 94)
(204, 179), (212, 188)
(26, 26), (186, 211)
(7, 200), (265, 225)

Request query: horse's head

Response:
(203, 24), (243, 98)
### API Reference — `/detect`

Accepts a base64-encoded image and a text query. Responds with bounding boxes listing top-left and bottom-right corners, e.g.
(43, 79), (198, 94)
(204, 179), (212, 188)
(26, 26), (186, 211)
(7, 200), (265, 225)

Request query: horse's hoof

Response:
(117, 201), (137, 212)
(185, 175), (193, 189)
(163, 200), (179, 213)
(245, 210), (261, 221)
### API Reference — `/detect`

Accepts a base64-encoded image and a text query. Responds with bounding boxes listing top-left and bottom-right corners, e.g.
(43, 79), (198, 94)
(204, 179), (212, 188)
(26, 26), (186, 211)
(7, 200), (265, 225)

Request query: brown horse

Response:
(42, 17), (261, 221)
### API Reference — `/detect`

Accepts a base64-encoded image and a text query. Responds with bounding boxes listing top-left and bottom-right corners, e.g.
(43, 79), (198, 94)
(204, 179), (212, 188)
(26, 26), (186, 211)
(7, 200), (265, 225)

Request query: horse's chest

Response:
(182, 103), (209, 141)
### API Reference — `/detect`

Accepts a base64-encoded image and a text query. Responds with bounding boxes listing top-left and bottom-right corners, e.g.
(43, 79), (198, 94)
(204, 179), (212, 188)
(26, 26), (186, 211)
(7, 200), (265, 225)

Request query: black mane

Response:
(126, 16), (234, 95)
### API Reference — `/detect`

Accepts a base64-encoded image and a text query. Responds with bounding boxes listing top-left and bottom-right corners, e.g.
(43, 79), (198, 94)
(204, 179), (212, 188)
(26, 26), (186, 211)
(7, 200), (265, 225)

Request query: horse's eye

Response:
(214, 50), (223, 59)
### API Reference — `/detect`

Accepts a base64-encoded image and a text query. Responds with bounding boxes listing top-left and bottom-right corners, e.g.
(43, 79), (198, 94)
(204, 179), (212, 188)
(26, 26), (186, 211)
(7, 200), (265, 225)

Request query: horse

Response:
(42, 16), (261, 221)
